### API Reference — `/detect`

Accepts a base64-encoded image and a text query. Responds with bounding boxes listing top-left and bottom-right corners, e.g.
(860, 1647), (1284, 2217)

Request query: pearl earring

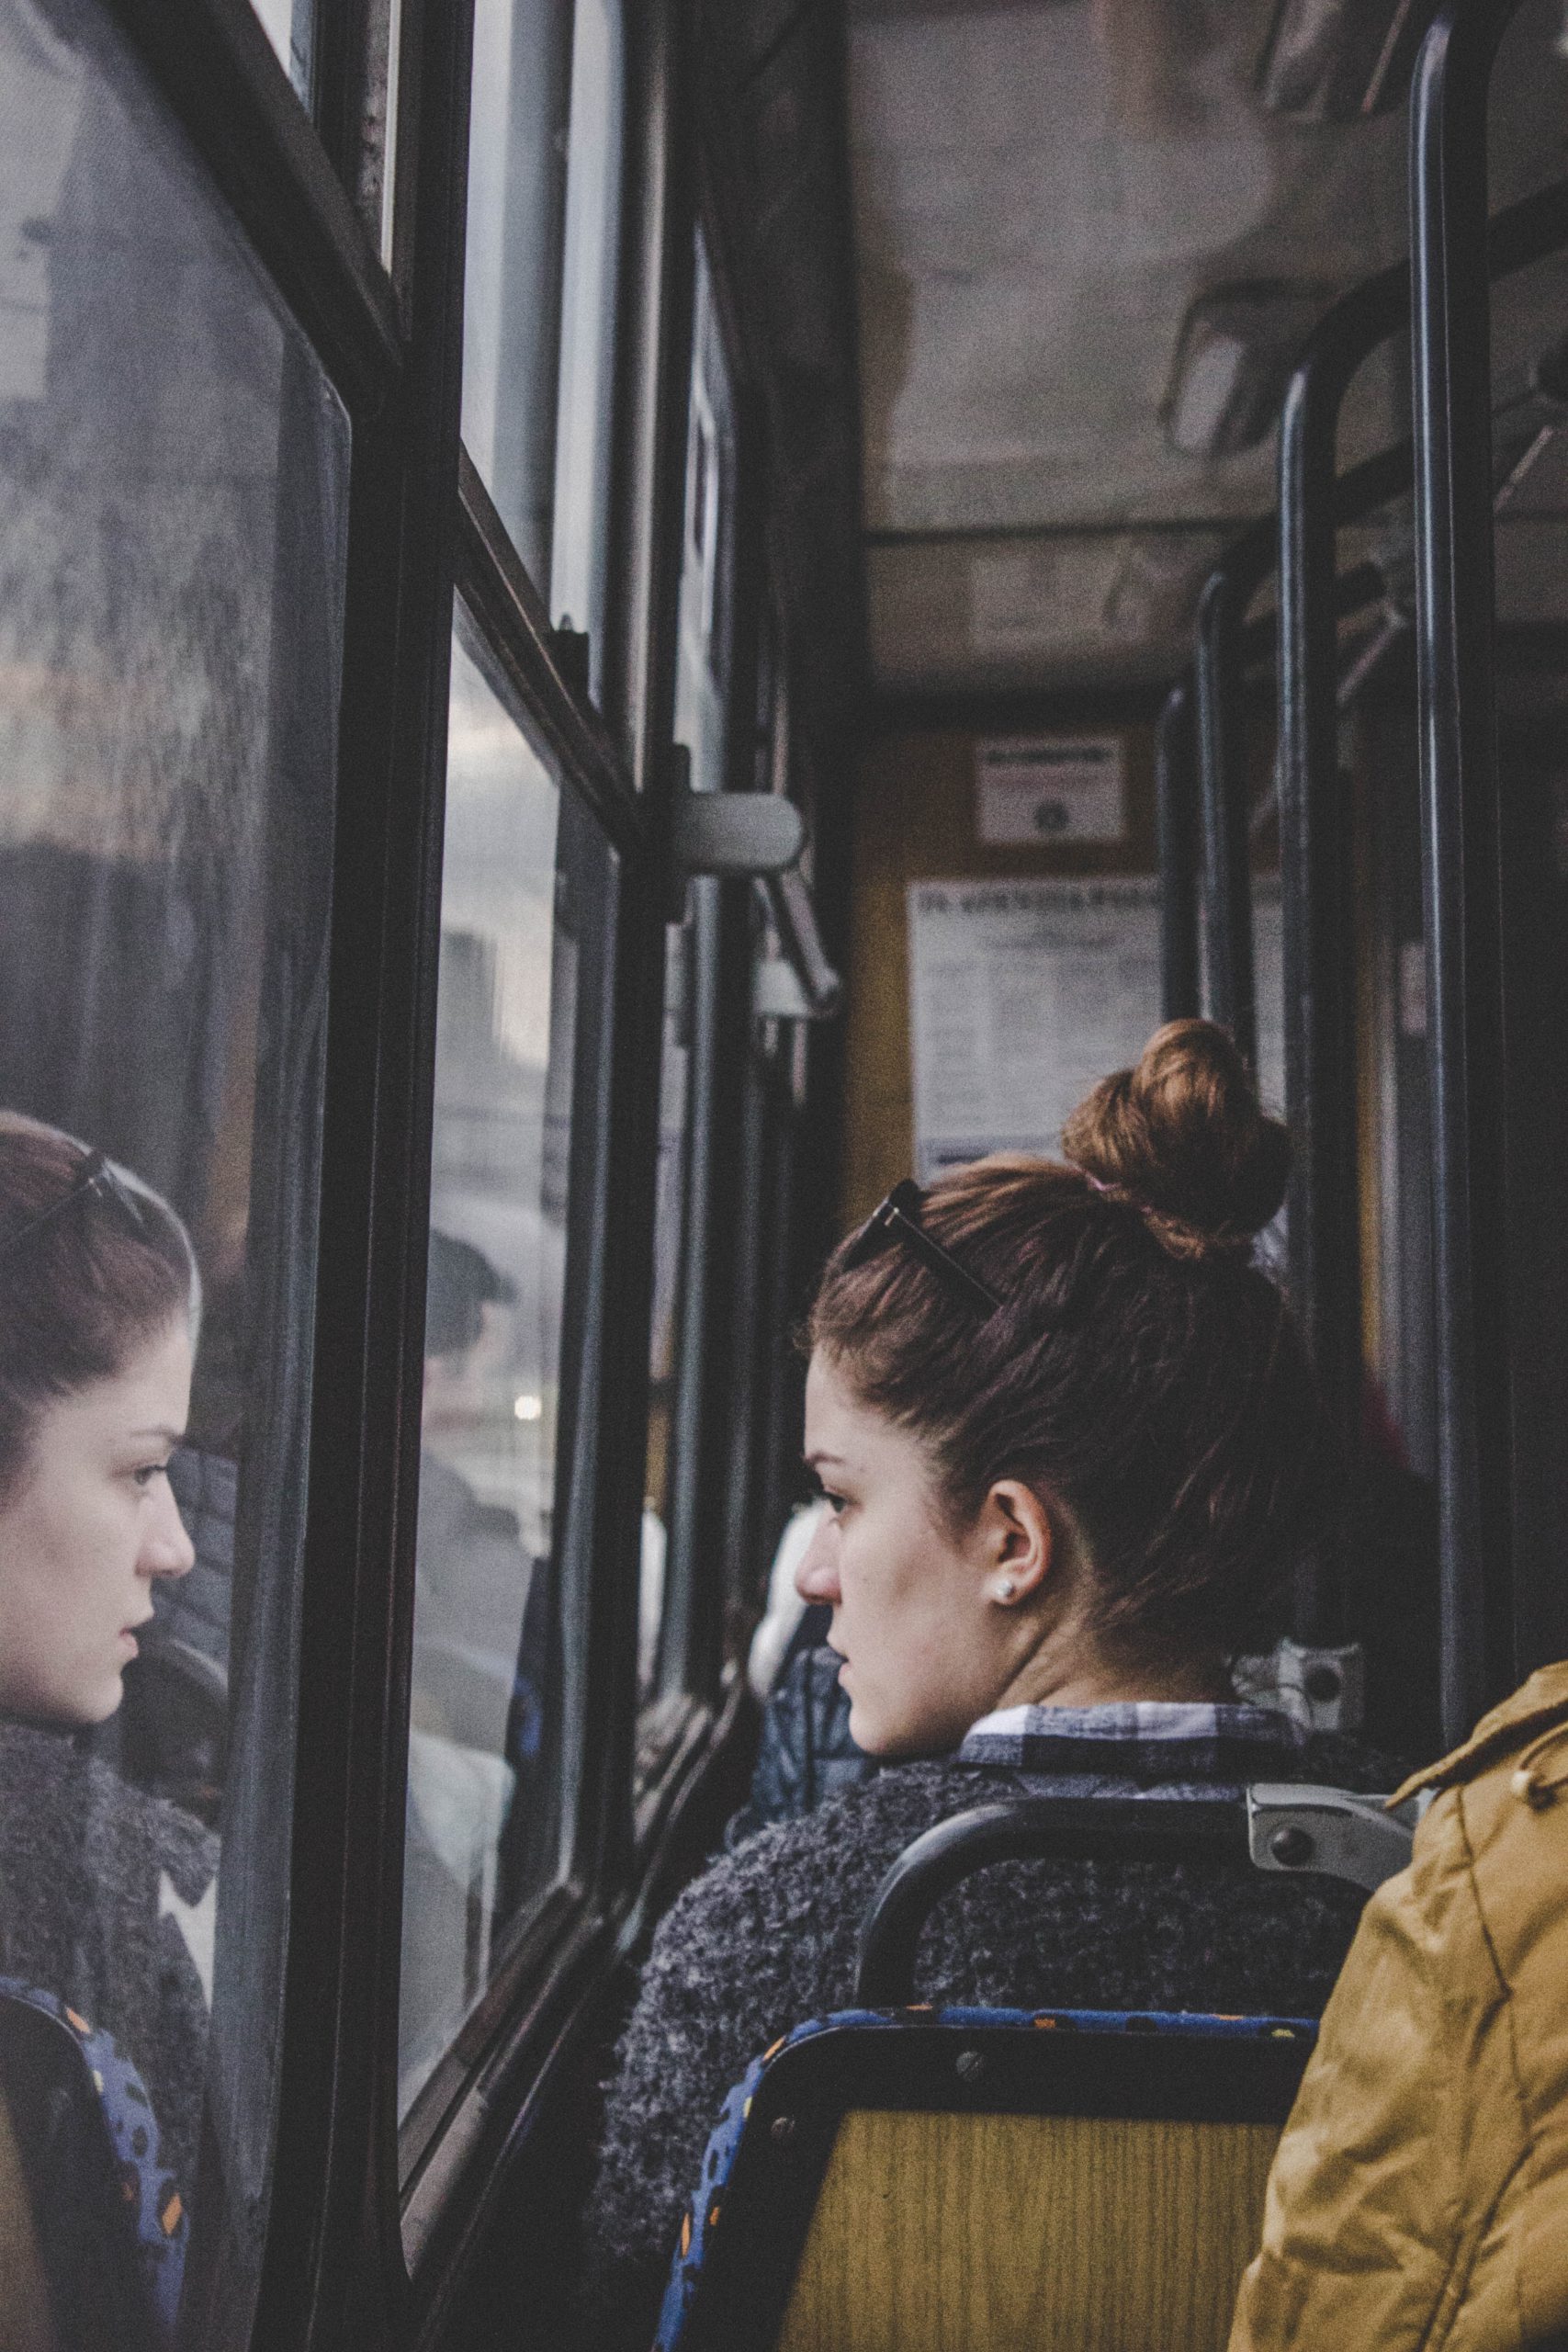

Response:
(996, 1576), (1017, 1602)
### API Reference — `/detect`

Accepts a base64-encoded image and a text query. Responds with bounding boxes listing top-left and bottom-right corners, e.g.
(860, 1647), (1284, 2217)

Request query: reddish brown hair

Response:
(809, 1021), (1332, 1666)
(0, 1114), (199, 1500)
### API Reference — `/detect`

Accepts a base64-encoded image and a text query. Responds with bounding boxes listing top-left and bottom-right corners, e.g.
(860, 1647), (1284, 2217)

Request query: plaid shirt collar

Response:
(956, 1700), (1305, 1787)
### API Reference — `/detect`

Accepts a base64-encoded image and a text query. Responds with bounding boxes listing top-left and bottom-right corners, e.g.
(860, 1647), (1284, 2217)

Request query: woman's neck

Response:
(988, 1636), (1228, 1715)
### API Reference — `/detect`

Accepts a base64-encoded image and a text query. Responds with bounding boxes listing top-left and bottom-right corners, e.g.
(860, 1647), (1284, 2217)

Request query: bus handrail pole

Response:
(1410, 0), (1527, 1746)
(1277, 170), (1568, 1656)
(1194, 523), (1274, 1074)
(1278, 289), (1411, 1646)
(1156, 676), (1201, 1023)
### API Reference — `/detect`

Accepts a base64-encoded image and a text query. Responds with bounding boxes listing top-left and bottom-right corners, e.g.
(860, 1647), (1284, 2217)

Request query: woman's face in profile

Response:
(796, 1351), (1008, 1757)
(0, 1320), (196, 1725)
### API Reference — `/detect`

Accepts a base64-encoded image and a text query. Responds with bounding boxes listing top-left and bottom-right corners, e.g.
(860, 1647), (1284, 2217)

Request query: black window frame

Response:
(630, 212), (757, 1801)
(75, 0), (711, 2343)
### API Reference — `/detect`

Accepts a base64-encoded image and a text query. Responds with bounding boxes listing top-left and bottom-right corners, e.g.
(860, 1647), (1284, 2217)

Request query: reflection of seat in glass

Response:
(0, 2080), (54, 2352)
(0, 1984), (186, 2352)
(119, 1637), (229, 1830)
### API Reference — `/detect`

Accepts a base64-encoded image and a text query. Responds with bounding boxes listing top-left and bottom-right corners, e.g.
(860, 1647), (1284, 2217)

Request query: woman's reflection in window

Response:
(0, 1112), (216, 2199)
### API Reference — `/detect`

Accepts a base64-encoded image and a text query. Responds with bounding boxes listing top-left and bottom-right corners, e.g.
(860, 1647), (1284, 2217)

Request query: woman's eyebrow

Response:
(804, 1448), (849, 1471)
(126, 1423), (185, 1443)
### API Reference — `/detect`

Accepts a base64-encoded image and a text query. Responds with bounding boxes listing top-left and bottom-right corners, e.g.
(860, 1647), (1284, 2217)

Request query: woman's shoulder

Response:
(0, 1720), (217, 1900)
(657, 1757), (1007, 1957)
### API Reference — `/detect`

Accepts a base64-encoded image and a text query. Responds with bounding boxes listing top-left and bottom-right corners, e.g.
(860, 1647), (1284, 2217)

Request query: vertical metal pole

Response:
(1276, 283), (1403, 1640)
(1156, 677), (1201, 1023)
(1409, 0), (1525, 1744)
(1279, 366), (1355, 1644)
(1194, 529), (1272, 1075)
(1276, 175), (1568, 1678)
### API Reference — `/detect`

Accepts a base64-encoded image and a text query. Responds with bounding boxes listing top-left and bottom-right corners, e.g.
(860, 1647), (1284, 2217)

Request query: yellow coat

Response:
(1230, 1662), (1568, 2352)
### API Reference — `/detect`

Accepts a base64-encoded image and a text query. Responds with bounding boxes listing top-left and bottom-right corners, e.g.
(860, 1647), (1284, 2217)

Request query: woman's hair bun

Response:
(1061, 1018), (1289, 1260)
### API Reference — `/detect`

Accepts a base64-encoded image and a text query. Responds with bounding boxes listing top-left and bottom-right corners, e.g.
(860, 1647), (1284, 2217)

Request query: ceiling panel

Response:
(850, 0), (1568, 689)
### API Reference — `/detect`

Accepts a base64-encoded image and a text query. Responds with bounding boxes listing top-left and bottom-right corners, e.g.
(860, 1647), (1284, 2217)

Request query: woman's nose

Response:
(794, 1510), (840, 1605)
(141, 1485), (196, 1580)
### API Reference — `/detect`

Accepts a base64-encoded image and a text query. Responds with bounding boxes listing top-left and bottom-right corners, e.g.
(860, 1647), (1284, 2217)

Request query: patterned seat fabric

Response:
(653, 2005), (1315, 2352)
(0, 1976), (188, 2346)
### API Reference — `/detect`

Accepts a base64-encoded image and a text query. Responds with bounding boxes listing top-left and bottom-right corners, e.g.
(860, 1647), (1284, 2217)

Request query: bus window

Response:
(640, 918), (691, 1709)
(0, 1), (347, 2341)
(249, 0), (312, 102)
(550, 0), (626, 704)
(461, 0), (574, 593)
(399, 612), (581, 2122)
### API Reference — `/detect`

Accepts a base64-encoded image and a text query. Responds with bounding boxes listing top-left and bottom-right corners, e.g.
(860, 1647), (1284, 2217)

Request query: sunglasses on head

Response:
(0, 1148), (150, 1267)
(840, 1179), (1001, 1317)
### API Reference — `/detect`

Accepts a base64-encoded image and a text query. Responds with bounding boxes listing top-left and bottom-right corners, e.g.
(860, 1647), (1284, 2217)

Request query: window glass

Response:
(250, 0), (313, 102)
(0, 3), (347, 2344)
(354, 0), (401, 266)
(550, 0), (625, 702)
(378, 0), (402, 265)
(461, 0), (573, 589)
(672, 243), (736, 793)
(399, 613), (581, 2122)
(638, 922), (689, 1709)
(638, 239), (737, 1746)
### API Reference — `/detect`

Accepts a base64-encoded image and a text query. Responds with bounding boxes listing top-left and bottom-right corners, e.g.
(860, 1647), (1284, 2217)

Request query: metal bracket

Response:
(754, 957), (828, 1023)
(665, 749), (840, 1020)
(758, 867), (841, 1022)
(669, 758), (805, 912)
(1247, 1783), (1423, 1894)
(1234, 1635), (1366, 1733)
(1277, 1635), (1365, 1730)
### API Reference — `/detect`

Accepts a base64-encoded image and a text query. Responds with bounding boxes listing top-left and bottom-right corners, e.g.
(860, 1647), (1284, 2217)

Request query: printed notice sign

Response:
(976, 736), (1126, 846)
(908, 876), (1161, 1180)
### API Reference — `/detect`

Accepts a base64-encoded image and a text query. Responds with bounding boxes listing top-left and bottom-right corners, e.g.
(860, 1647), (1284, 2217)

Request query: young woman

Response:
(581, 1021), (1400, 2347)
(0, 1113), (215, 2193)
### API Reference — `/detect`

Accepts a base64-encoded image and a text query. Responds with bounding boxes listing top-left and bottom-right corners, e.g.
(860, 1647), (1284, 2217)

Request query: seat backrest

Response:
(0, 2077), (58, 2352)
(781, 2103), (1278, 2352)
(655, 2007), (1314, 2352)
(855, 1792), (1409, 2006)
(0, 1982), (185, 2352)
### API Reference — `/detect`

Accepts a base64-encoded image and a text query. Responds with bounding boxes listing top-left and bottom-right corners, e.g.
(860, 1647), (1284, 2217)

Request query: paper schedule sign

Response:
(907, 874), (1284, 1184)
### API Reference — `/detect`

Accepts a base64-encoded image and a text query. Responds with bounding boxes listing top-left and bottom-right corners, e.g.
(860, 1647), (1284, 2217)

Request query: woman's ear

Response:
(979, 1480), (1054, 1606)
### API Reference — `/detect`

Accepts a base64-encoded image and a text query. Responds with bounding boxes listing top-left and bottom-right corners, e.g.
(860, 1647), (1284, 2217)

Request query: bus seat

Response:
(0, 1982), (187, 2351)
(652, 2006), (1314, 2352)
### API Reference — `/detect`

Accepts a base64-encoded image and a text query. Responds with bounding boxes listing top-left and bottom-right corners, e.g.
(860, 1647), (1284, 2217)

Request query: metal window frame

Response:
(646, 197), (773, 1735)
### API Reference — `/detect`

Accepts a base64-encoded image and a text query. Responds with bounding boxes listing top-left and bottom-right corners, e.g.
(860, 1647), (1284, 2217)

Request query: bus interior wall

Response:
(7, 2), (1568, 2347)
